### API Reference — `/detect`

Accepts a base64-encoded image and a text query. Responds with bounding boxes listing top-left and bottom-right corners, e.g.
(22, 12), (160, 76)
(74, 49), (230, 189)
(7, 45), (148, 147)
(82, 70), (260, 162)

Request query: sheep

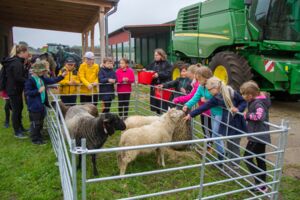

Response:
(65, 105), (126, 176)
(124, 114), (192, 150)
(124, 115), (160, 129)
(118, 108), (185, 175)
(54, 100), (99, 118)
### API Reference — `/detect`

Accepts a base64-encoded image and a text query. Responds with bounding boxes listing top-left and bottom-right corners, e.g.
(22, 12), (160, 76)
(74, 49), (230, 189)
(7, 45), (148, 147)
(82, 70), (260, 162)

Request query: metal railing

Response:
(46, 83), (289, 200)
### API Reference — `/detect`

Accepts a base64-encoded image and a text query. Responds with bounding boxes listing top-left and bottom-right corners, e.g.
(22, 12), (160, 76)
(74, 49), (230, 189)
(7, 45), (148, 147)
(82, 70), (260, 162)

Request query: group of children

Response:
(57, 52), (135, 118)
(163, 63), (271, 193)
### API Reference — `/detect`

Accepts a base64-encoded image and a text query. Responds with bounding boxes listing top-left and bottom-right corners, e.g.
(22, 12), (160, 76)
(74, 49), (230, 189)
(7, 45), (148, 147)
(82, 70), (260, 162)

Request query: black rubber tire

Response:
(209, 51), (253, 90)
(172, 61), (185, 80)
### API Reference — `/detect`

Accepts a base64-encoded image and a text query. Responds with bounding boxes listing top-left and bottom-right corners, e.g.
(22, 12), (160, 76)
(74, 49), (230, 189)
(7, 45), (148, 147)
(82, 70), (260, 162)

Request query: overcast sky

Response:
(13, 0), (202, 48)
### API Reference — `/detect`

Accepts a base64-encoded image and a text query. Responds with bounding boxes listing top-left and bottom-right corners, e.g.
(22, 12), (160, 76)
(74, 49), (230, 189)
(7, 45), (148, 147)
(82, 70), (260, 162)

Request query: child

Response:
(116, 58), (135, 118)
(0, 90), (11, 128)
(25, 60), (66, 145)
(240, 81), (271, 192)
(181, 66), (215, 152)
(184, 77), (247, 166)
(99, 57), (116, 113)
(159, 64), (192, 103)
(58, 57), (80, 106)
(78, 51), (99, 105)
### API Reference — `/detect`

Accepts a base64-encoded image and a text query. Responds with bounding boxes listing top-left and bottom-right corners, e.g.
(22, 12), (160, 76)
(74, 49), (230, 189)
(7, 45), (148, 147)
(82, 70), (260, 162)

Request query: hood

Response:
(1, 56), (19, 66)
(254, 93), (271, 109)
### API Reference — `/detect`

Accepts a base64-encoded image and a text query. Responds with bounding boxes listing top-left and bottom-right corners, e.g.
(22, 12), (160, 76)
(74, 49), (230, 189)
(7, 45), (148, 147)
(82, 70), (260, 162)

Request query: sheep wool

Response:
(118, 108), (184, 175)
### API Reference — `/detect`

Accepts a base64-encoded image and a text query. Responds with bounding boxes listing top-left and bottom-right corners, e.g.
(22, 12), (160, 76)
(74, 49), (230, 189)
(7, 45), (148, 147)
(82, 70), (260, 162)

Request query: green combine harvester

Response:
(173, 0), (300, 100)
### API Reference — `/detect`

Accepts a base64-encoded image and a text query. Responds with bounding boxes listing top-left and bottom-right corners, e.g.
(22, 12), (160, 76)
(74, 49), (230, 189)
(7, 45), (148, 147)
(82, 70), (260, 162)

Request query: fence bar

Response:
(198, 141), (207, 199)
(81, 139), (87, 200)
(71, 140), (77, 200)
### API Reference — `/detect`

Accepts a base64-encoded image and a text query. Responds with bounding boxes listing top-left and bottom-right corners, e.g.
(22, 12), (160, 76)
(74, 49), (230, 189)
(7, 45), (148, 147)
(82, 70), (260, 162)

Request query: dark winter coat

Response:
(98, 67), (116, 101)
(245, 95), (271, 144)
(146, 60), (173, 85)
(4, 56), (27, 96)
(25, 75), (64, 112)
(190, 91), (247, 136)
(162, 77), (192, 99)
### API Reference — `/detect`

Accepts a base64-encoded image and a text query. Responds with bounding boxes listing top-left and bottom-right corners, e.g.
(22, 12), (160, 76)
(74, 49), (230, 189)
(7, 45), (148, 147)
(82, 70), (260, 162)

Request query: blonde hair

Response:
(206, 77), (234, 111)
(240, 81), (260, 97)
(9, 44), (28, 57)
(154, 48), (167, 61)
(187, 64), (201, 74)
(195, 66), (213, 80)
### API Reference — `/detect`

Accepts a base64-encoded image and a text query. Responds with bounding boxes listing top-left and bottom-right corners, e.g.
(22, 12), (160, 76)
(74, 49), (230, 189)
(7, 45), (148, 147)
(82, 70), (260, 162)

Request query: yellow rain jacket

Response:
(78, 62), (99, 95)
(58, 67), (80, 95)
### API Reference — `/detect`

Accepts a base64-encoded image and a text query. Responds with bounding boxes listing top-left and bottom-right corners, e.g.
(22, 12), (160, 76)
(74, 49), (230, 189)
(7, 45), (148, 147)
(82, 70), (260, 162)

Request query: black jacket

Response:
(245, 95), (271, 144)
(162, 77), (192, 99)
(146, 60), (172, 85)
(98, 67), (116, 101)
(4, 56), (27, 96)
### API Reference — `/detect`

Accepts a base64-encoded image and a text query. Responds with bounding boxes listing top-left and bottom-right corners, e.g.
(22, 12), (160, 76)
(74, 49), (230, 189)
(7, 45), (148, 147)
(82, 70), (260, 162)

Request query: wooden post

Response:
(84, 32), (89, 53)
(7, 26), (13, 50)
(82, 32), (85, 57)
(98, 6), (105, 63)
(91, 27), (95, 52)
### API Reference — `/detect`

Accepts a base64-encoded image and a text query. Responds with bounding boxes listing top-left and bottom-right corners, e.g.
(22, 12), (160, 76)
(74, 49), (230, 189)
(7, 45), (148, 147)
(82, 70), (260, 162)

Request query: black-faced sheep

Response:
(65, 105), (126, 176)
(118, 108), (185, 175)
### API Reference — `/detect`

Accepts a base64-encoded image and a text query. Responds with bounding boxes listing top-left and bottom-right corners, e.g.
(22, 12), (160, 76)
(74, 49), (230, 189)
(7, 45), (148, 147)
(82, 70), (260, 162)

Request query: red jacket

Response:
(116, 67), (135, 93)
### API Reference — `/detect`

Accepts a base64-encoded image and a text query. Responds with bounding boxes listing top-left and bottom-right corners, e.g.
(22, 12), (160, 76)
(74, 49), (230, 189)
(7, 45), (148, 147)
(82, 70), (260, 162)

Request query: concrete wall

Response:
(0, 23), (13, 59)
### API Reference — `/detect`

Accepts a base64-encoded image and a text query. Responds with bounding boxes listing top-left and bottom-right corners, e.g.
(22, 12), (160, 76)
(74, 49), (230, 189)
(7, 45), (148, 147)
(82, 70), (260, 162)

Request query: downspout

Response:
(105, 2), (119, 56)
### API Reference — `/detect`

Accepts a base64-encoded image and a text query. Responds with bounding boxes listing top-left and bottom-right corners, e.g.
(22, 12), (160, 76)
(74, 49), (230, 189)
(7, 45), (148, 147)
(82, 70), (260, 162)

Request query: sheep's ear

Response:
(168, 107), (171, 111)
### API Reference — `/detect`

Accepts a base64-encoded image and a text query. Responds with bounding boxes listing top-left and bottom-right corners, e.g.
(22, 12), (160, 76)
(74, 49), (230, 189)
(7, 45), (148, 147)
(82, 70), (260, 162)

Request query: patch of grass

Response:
(1, 93), (300, 200)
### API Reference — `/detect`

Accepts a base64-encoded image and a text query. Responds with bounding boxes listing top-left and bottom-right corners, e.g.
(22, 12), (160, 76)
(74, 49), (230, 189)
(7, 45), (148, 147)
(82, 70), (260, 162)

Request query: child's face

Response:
(37, 71), (45, 76)
(104, 61), (113, 69)
(207, 86), (219, 96)
(180, 69), (187, 78)
(197, 75), (207, 85)
(66, 63), (75, 71)
(120, 60), (127, 69)
(86, 58), (94, 66)
(242, 94), (253, 102)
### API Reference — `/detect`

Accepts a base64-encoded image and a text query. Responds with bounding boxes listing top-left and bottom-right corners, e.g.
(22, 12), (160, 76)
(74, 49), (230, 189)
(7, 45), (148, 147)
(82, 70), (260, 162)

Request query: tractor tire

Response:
(209, 52), (253, 90)
(172, 61), (185, 80)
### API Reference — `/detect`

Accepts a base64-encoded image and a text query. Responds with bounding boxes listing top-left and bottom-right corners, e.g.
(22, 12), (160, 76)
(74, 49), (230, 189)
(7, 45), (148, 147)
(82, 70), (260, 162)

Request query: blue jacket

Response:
(190, 91), (247, 136)
(98, 67), (116, 101)
(25, 75), (63, 112)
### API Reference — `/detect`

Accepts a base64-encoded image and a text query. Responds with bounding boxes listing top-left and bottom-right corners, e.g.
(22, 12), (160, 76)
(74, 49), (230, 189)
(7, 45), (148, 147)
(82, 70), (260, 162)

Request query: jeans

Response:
(211, 115), (225, 157)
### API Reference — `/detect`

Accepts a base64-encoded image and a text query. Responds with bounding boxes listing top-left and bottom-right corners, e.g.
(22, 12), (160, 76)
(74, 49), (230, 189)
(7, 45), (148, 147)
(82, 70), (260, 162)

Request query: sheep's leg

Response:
(77, 155), (82, 170)
(119, 161), (128, 176)
(160, 148), (166, 167)
(91, 154), (99, 176)
(156, 149), (162, 166)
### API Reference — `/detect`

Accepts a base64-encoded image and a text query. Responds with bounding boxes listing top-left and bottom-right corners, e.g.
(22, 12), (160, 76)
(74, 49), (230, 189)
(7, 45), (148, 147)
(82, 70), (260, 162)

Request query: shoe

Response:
(32, 140), (46, 145)
(20, 126), (29, 132)
(250, 186), (268, 193)
(14, 131), (28, 139)
(4, 121), (9, 128)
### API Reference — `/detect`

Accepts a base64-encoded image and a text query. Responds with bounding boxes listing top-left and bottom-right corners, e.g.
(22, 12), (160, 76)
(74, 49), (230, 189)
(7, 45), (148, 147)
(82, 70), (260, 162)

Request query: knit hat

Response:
(65, 57), (76, 63)
(84, 51), (95, 59)
(31, 60), (49, 73)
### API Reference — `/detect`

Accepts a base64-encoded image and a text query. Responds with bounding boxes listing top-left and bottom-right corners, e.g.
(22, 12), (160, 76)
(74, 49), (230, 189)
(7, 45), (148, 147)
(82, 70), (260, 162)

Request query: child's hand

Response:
(92, 82), (98, 86)
(182, 105), (188, 112)
(231, 107), (238, 113)
(183, 114), (191, 121)
(39, 86), (45, 93)
(123, 77), (128, 82)
(157, 84), (163, 88)
(180, 88), (186, 94)
(153, 73), (158, 78)
(201, 97), (207, 103)
(69, 80), (76, 85)
(108, 79), (115, 83)
(61, 71), (67, 77)
(243, 111), (248, 118)
(87, 84), (93, 90)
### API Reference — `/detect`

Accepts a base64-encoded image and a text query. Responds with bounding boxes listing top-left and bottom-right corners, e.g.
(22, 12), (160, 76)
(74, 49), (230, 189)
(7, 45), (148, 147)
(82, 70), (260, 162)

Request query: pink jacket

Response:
(173, 80), (210, 116)
(116, 67), (135, 93)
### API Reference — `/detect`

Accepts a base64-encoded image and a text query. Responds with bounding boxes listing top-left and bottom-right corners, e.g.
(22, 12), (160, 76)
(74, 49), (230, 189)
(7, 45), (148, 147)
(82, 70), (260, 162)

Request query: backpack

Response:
(0, 62), (7, 91)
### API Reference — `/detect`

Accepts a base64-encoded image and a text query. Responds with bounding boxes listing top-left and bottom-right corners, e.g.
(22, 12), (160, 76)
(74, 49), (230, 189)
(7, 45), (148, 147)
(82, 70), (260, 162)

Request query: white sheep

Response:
(124, 115), (160, 129)
(118, 108), (185, 175)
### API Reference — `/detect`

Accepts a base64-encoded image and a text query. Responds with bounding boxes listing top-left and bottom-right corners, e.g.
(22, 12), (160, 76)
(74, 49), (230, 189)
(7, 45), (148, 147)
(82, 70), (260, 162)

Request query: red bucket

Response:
(155, 88), (174, 101)
(138, 71), (155, 85)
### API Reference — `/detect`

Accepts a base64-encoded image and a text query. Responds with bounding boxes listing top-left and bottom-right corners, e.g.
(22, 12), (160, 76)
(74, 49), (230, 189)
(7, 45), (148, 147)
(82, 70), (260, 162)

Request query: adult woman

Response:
(145, 49), (172, 114)
(4, 44), (29, 138)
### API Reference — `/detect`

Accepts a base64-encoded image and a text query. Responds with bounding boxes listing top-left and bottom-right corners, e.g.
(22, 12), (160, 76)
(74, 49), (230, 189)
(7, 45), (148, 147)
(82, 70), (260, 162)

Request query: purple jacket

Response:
(116, 67), (135, 93)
